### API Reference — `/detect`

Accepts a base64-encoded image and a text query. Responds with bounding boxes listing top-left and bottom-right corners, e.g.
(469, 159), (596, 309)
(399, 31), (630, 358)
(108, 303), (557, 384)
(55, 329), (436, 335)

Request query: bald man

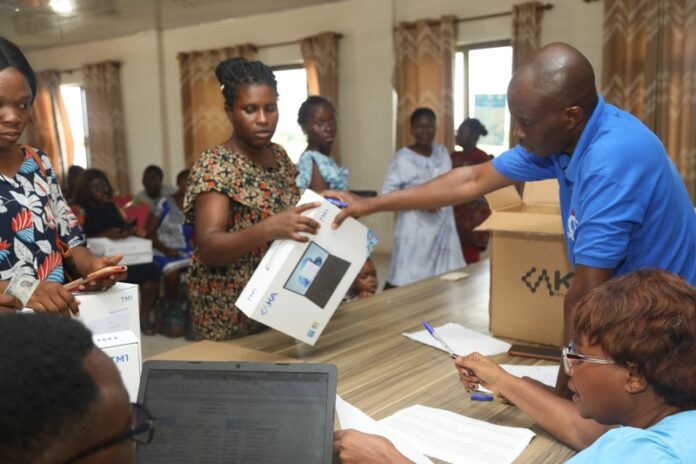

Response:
(328, 42), (696, 451)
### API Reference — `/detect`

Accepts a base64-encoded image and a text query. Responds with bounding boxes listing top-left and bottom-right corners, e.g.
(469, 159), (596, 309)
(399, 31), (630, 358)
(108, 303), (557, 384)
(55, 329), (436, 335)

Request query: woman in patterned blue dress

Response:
(0, 36), (124, 315)
(295, 96), (348, 192)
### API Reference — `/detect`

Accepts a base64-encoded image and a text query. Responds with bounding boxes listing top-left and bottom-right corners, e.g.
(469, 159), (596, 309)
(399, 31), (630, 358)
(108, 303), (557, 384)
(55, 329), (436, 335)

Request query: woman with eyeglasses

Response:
(333, 269), (696, 462)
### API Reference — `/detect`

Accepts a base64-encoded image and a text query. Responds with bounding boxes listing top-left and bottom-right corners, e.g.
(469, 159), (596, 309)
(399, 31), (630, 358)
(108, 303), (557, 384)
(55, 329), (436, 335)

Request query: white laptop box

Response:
(94, 330), (142, 401)
(87, 237), (153, 265)
(236, 190), (375, 345)
(75, 282), (140, 338)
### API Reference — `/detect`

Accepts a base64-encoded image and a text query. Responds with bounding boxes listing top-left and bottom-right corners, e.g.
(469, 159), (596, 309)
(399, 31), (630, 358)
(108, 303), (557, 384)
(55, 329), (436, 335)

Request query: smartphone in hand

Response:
(64, 265), (128, 292)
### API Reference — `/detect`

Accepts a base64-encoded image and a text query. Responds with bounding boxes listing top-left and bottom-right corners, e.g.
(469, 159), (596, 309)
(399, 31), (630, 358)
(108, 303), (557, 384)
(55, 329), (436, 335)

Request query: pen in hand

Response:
(422, 321), (474, 376)
(422, 321), (458, 359)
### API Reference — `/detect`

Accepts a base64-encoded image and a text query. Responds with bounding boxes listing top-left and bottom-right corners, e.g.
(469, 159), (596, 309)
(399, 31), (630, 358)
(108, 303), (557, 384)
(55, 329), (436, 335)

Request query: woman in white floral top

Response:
(0, 36), (124, 315)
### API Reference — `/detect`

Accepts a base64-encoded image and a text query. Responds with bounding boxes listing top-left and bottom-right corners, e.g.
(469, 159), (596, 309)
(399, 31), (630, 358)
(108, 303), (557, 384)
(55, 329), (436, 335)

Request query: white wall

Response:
(26, 0), (603, 253)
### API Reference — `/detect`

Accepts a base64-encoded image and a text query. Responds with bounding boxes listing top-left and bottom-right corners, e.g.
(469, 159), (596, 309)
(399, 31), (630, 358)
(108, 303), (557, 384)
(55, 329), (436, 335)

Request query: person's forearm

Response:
(365, 163), (512, 214)
(497, 374), (609, 450)
(197, 222), (270, 266)
(69, 245), (97, 277)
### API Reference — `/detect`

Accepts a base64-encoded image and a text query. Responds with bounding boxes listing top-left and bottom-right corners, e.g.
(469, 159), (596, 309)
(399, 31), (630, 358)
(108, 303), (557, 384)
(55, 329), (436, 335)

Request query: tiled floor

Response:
(141, 252), (393, 359)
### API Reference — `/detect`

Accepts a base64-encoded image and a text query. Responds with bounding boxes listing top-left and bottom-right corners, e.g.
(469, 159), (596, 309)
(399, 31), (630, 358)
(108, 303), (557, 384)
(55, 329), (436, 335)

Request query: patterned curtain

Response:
(512, 2), (545, 72)
(82, 61), (129, 195)
(393, 16), (457, 151)
(603, 0), (696, 200)
(178, 44), (257, 167)
(301, 32), (341, 164)
(26, 70), (73, 180)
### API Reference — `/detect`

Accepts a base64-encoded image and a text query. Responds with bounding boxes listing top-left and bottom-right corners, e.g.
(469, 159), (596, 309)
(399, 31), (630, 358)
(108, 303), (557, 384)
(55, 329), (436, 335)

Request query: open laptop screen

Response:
(136, 361), (337, 464)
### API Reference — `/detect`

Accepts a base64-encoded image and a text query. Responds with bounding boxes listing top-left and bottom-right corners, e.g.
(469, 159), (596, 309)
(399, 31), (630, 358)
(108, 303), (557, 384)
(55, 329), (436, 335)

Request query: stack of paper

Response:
(335, 396), (433, 464)
(403, 322), (511, 357)
(379, 404), (536, 464)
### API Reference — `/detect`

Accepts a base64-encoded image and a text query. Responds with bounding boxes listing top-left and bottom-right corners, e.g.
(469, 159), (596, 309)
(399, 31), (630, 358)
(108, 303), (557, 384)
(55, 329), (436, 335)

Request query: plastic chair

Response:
(113, 194), (133, 209)
(124, 203), (150, 230)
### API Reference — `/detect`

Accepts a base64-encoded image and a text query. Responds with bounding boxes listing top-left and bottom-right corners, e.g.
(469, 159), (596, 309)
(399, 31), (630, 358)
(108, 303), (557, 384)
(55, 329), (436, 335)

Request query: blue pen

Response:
(325, 197), (348, 208)
(471, 393), (494, 401)
(422, 321), (458, 359)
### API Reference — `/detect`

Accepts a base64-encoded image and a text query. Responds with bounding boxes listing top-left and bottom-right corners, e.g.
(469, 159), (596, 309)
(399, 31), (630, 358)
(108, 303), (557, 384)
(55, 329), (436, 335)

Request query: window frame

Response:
(456, 39), (511, 121)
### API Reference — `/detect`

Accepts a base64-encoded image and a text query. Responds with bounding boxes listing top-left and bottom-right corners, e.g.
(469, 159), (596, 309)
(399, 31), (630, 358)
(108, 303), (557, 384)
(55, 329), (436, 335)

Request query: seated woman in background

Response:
(334, 269), (696, 462)
(295, 96), (348, 192)
(184, 57), (320, 341)
(0, 36), (123, 316)
(382, 107), (465, 288)
(450, 118), (493, 264)
(146, 168), (193, 338)
(72, 169), (162, 335)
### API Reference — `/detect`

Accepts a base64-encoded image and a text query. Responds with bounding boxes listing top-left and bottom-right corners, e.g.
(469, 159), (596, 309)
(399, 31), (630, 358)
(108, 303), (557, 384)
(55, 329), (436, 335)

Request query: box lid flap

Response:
(522, 179), (559, 205)
(483, 185), (522, 211)
(477, 211), (564, 235)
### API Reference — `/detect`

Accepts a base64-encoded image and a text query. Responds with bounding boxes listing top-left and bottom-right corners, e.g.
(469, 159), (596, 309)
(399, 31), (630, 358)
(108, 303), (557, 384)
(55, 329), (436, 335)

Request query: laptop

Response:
(135, 360), (338, 464)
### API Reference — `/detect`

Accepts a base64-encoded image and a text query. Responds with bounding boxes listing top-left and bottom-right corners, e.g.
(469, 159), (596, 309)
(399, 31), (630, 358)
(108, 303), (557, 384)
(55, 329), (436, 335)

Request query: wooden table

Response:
(152, 260), (575, 463)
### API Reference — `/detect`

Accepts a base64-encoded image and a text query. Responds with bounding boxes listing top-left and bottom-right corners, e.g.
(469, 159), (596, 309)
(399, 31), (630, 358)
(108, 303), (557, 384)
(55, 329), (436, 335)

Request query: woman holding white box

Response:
(184, 58), (321, 341)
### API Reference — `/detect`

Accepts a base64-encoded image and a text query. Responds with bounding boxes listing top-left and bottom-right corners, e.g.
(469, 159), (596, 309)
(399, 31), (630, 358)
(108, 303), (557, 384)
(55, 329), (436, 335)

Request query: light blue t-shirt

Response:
(567, 410), (696, 463)
(492, 97), (696, 285)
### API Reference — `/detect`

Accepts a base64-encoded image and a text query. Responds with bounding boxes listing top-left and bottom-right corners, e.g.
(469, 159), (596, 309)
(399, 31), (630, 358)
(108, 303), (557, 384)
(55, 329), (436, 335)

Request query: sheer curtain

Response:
(178, 44), (257, 167)
(82, 60), (129, 195)
(301, 32), (341, 163)
(393, 16), (457, 151)
(602, 0), (696, 200)
(26, 70), (73, 179)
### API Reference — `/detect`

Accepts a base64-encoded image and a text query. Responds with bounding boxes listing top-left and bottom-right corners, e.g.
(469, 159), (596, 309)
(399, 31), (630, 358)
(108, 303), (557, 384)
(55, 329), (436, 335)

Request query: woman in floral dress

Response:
(184, 58), (320, 340)
(0, 36), (123, 314)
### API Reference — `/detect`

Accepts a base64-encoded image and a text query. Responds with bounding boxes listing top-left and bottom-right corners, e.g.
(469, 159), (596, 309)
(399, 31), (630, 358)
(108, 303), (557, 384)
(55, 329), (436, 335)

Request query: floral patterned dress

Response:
(0, 146), (84, 283)
(184, 144), (300, 340)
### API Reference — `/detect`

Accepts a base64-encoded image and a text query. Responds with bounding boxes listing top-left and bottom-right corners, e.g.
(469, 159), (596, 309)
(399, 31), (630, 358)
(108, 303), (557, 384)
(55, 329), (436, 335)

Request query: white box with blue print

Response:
(236, 190), (375, 345)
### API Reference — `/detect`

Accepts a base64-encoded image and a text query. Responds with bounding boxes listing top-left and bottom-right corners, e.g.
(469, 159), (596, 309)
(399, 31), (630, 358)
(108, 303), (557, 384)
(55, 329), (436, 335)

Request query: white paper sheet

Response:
(379, 404), (535, 464)
(478, 364), (560, 394)
(335, 395), (433, 464)
(403, 322), (511, 357)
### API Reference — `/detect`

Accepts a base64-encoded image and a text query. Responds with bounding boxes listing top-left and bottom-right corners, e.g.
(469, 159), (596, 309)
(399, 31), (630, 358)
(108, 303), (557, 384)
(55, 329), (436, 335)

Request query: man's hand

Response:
(455, 352), (510, 394)
(333, 430), (411, 464)
(322, 191), (372, 228)
(27, 282), (80, 316)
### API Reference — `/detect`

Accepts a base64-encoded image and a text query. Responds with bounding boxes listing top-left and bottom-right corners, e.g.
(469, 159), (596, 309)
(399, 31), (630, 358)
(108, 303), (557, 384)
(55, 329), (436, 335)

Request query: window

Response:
(60, 84), (89, 167)
(454, 43), (512, 156)
(271, 66), (308, 163)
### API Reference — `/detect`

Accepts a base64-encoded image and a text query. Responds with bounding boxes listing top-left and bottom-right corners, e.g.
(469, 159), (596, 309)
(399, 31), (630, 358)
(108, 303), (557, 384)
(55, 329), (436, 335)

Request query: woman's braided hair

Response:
(215, 57), (277, 107)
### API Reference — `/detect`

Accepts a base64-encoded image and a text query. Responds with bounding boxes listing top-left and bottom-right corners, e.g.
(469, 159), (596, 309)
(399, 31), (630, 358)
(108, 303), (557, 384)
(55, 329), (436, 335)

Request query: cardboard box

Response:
(87, 237), (153, 265)
(75, 282), (140, 338)
(236, 190), (375, 345)
(478, 180), (574, 346)
(94, 330), (142, 401)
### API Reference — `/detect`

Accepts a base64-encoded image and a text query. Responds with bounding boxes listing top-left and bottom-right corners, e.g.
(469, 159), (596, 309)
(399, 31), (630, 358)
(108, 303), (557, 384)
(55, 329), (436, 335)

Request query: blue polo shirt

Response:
(492, 97), (696, 285)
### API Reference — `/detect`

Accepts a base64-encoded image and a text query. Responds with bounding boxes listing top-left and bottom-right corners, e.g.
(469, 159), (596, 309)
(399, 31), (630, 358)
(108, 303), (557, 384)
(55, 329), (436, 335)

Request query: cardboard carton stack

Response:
(478, 180), (573, 347)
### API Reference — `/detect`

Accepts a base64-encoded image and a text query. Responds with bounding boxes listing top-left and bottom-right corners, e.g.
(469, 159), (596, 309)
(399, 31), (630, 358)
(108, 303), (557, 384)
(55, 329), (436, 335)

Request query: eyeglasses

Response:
(65, 403), (155, 463)
(562, 340), (615, 375)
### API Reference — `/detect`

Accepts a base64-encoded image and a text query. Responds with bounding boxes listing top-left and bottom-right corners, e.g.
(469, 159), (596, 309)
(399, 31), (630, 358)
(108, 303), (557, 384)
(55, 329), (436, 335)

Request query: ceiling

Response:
(1, 0), (346, 51)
